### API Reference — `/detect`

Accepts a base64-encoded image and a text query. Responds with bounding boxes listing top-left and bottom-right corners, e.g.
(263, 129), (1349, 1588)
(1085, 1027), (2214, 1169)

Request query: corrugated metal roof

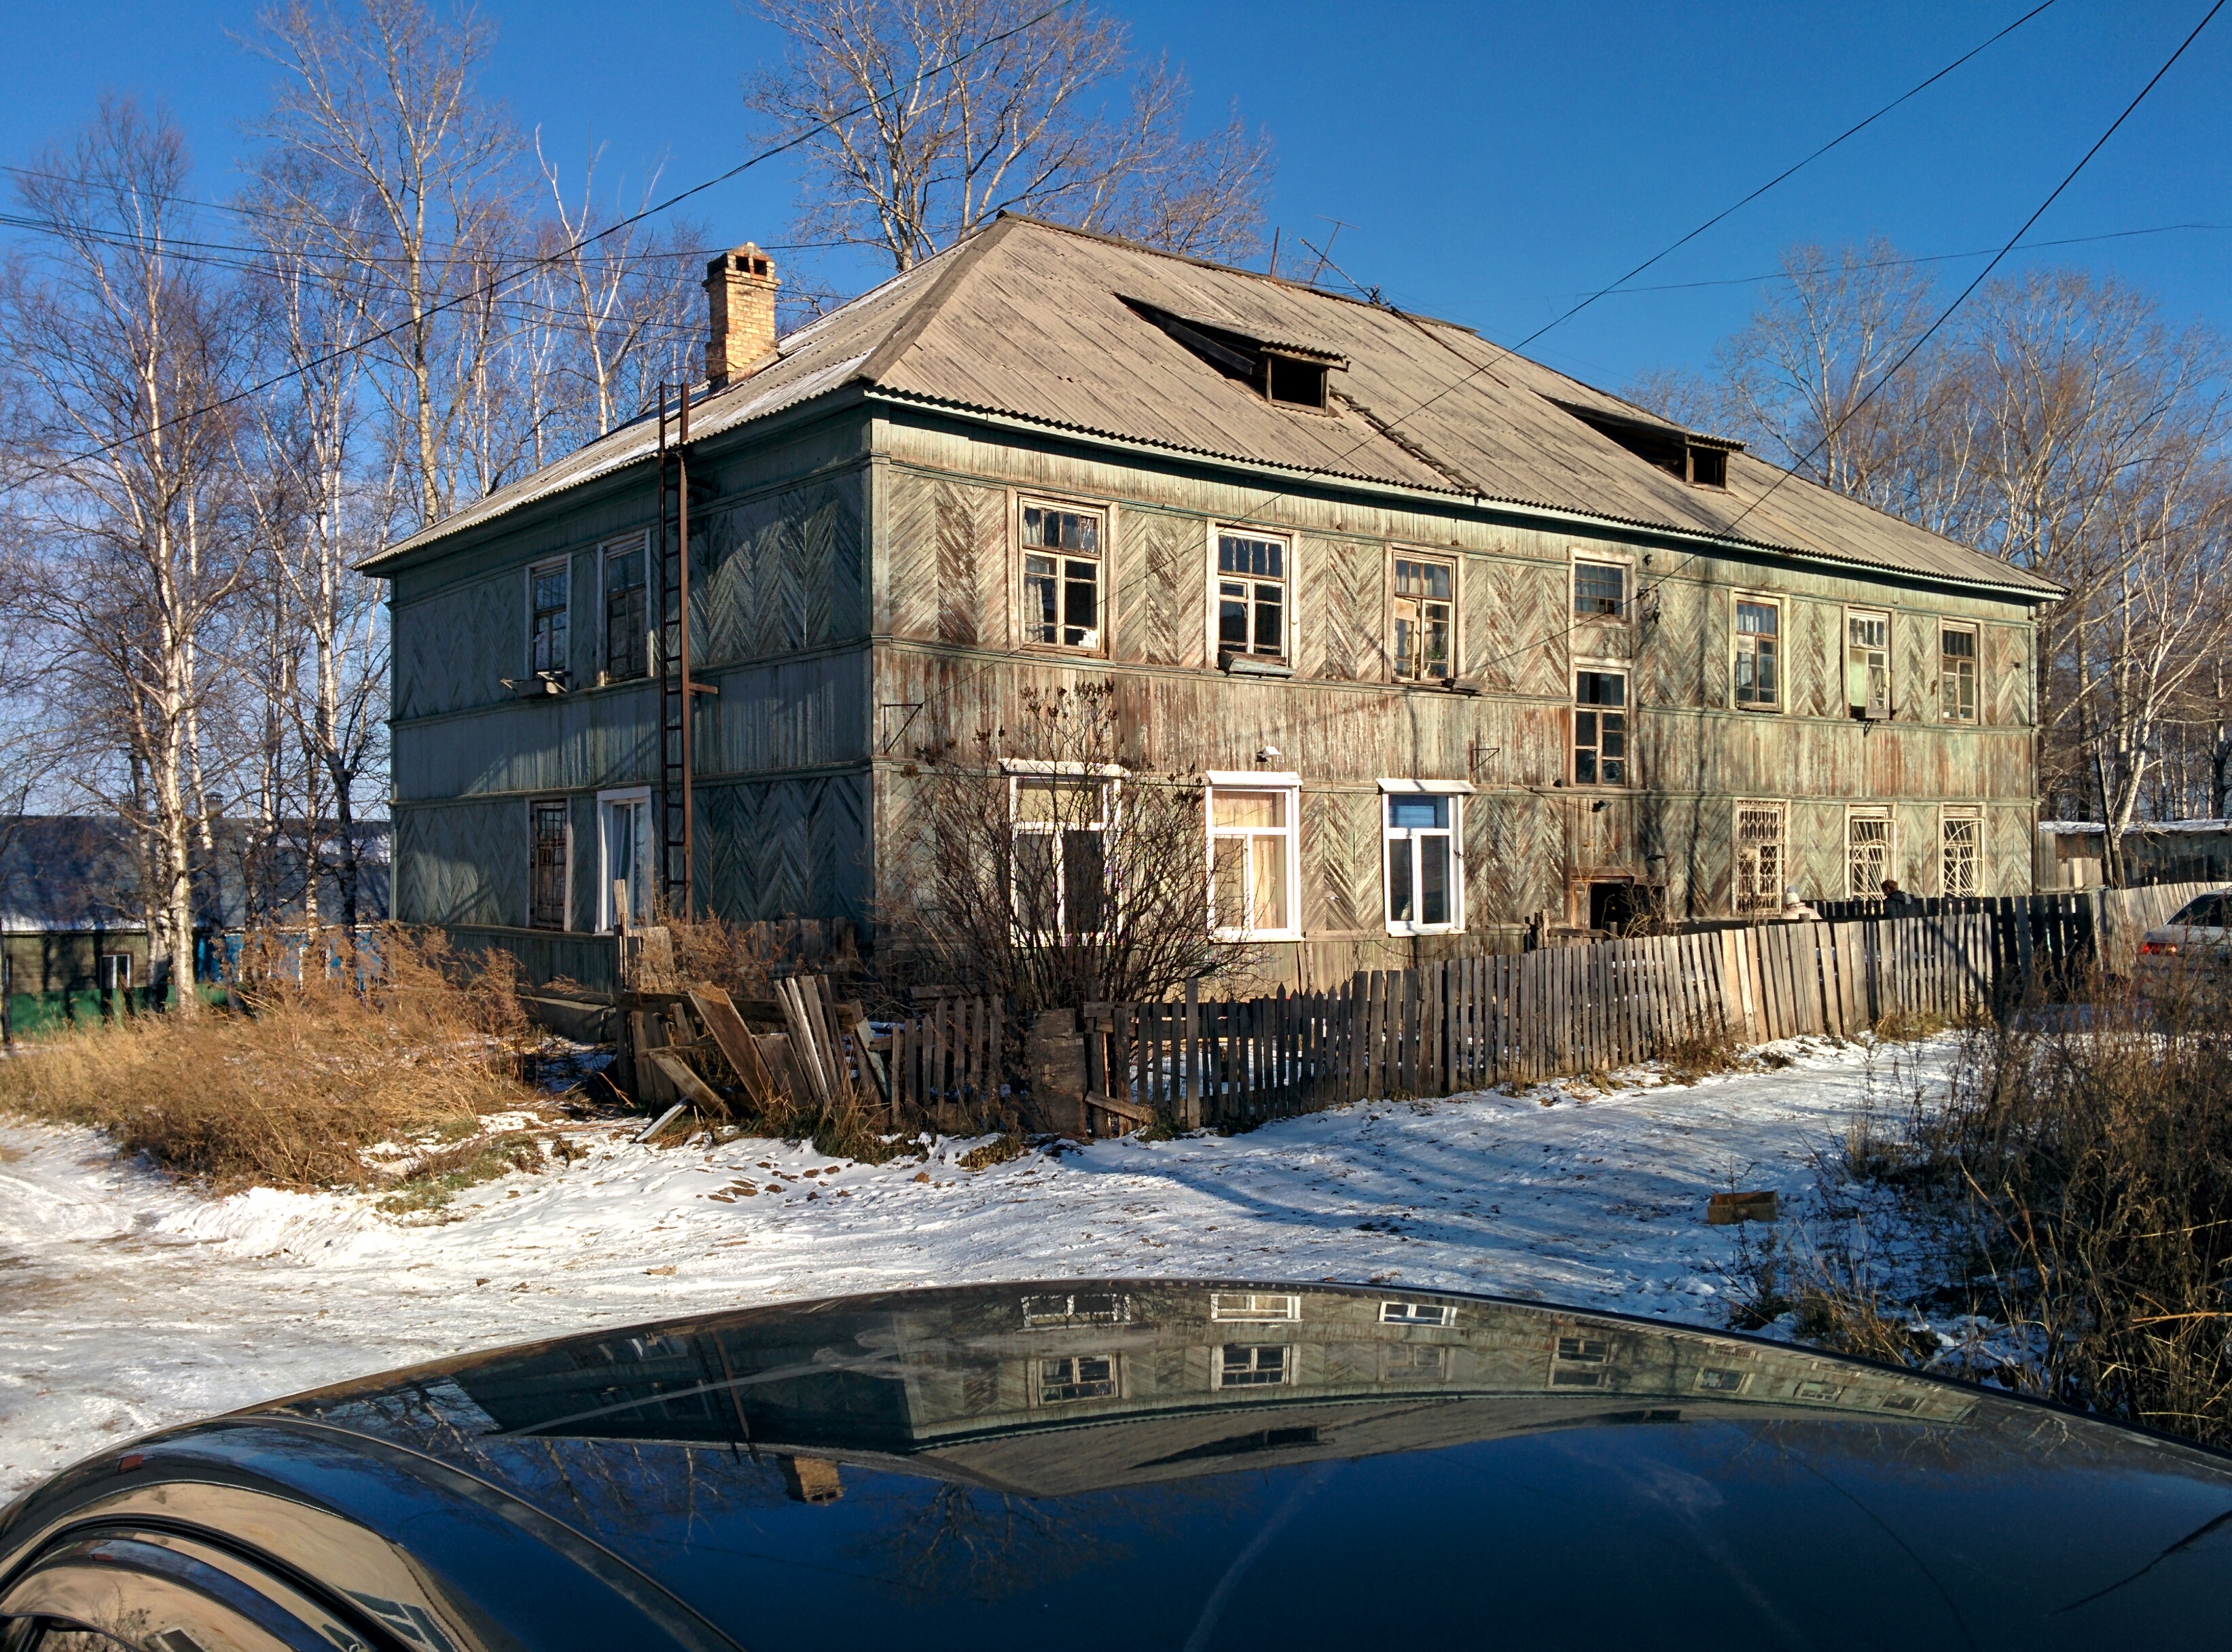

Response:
(363, 216), (2060, 597)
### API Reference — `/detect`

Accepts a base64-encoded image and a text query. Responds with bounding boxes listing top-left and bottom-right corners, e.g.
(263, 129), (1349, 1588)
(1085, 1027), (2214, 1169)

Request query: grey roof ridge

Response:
(862, 382), (2062, 598)
(855, 213), (1029, 384)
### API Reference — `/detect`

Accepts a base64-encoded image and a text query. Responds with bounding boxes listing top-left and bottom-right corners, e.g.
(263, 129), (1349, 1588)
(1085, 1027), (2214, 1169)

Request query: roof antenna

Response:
(1304, 216), (1354, 286)
(1268, 226), (1280, 278)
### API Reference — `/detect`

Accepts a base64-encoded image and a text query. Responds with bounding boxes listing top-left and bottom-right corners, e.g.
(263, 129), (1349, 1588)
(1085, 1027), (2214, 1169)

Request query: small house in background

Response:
(0, 817), (391, 1030)
(2037, 819), (2232, 891)
(365, 215), (2059, 990)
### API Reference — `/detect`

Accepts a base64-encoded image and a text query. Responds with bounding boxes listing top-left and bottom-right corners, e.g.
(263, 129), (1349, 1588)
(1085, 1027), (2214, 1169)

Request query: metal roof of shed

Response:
(363, 215), (2060, 598)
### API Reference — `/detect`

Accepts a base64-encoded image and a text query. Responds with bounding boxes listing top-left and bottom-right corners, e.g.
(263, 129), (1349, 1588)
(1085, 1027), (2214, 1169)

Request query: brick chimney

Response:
(703, 243), (780, 388)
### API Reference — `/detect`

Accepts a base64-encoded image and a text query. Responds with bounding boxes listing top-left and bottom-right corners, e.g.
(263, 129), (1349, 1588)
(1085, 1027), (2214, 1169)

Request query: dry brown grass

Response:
(0, 926), (545, 1193)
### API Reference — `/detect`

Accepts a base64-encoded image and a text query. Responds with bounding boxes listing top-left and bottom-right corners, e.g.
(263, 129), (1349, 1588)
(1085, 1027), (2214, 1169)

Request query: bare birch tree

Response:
(743, 0), (1272, 272)
(0, 101), (253, 1011)
(246, 0), (523, 531)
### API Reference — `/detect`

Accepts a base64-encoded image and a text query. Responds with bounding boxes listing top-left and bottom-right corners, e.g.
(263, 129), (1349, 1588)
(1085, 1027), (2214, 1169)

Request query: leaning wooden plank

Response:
(777, 977), (835, 1111)
(634, 1102), (689, 1145)
(647, 1047), (728, 1117)
(690, 985), (782, 1109)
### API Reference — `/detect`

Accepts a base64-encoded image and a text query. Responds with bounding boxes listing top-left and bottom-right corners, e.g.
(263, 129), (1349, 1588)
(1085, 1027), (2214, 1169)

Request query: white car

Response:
(2137, 888), (2231, 988)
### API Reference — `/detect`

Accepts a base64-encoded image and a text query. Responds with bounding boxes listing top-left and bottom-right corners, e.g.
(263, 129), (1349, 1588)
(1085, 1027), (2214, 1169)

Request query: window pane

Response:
(1388, 837), (1414, 923)
(1024, 553), (1058, 643)
(1420, 836), (1450, 926)
(1013, 832), (1058, 931)
(1014, 779), (1064, 822)
(1577, 670), (1625, 706)
(1942, 627), (1975, 659)
(1063, 828), (1105, 933)
(1600, 712), (1625, 760)
(1574, 562), (1625, 616)
(1218, 584), (1248, 650)
(1024, 506), (1099, 554)
(1212, 838), (1246, 929)
(1253, 583), (1282, 653)
(1062, 558), (1099, 647)
(1388, 796), (1447, 830)
(1423, 607), (1450, 677)
(1574, 749), (1598, 785)
(1738, 600), (1777, 635)
(1214, 791), (1284, 829)
(1250, 835), (1288, 930)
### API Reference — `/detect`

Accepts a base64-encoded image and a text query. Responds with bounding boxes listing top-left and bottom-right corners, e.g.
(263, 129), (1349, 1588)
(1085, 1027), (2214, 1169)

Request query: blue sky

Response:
(3, 0), (2227, 393)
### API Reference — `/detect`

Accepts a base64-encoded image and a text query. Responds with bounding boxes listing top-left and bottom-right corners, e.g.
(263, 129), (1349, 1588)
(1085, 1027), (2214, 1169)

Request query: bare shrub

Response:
(1771, 967), (2232, 1448)
(0, 924), (543, 1192)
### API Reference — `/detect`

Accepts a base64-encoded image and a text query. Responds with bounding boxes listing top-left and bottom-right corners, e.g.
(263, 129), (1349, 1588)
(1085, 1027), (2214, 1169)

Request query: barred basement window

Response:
(1392, 557), (1454, 680)
(1022, 503), (1104, 651)
(1941, 624), (1979, 722)
(529, 799), (569, 931)
(1847, 810), (1891, 899)
(1734, 597), (1780, 709)
(1943, 811), (1981, 897)
(1216, 1344), (1291, 1387)
(1039, 1353), (1119, 1403)
(1735, 802), (1786, 916)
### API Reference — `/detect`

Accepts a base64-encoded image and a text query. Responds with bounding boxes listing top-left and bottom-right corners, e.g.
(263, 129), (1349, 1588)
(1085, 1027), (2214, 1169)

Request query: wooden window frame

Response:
(1843, 605), (1892, 719)
(1204, 774), (1302, 941)
(1209, 526), (1293, 666)
(1940, 622), (1980, 724)
(528, 556), (571, 681)
(1212, 1343), (1295, 1388)
(1005, 759), (1121, 942)
(1570, 665), (1632, 788)
(1731, 591), (1784, 713)
(1846, 806), (1893, 899)
(1941, 807), (1983, 897)
(600, 534), (651, 684)
(528, 797), (571, 932)
(1733, 799), (1787, 918)
(1570, 552), (1632, 624)
(1380, 779), (1469, 936)
(1210, 1291), (1301, 1321)
(1034, 1352), (1122, 1405)
(595, 786), (652, 933)
(1388, 548), (1458, 683)
(98, 952), (132, 992)
(1017, 495), (1111, 656)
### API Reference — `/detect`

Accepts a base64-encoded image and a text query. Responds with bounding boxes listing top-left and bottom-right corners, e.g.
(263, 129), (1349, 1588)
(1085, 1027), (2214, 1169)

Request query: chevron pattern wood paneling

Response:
(1636, 579), (1707, 711)
(1469, 558), (1564, 699)
(1984, 624), (2027, 728)
(1466, 792), (1561, 925)
(397, 575), (518, 719)
(1303, 789), (1374, 933)
(1987, 803), (2032, 895)
(699, 484), (864, 667)
(1790, 800), (1843, 903)
(1786, 600), (1833, 719)
(935, 480), (979, 646)
(1297, 535), (1379, 682)
(1128, 513), (1198, 667)
(696, 772), (871, 922)
(1896, 611), (1933, 723)
(395, 802), (518, 924)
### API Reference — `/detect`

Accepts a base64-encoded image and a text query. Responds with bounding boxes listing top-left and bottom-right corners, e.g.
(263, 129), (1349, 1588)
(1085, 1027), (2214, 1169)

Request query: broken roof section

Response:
(363, 215), (2060, 598)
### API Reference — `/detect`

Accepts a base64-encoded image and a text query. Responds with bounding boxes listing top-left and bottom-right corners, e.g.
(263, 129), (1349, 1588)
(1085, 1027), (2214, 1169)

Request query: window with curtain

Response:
(1208, 785), (1295, 935)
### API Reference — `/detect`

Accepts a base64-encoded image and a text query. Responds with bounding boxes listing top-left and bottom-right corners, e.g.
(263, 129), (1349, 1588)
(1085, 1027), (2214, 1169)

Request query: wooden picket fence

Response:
(883, 881), (2222, 1136)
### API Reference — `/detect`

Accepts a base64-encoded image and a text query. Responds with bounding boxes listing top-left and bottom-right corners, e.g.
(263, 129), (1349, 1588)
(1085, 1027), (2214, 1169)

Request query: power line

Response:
(33, 0), (1081, 467)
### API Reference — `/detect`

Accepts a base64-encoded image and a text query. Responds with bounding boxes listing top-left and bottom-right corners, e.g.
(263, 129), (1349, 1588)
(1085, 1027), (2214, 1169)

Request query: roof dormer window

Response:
(1555, 400), (1741, 490)
(1122, 295), (1345, 413)
(1265, 352), (1328, 410)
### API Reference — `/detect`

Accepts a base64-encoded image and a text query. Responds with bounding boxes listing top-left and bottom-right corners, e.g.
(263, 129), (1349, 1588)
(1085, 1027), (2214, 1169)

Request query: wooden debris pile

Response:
(609, 972), (893, 1143)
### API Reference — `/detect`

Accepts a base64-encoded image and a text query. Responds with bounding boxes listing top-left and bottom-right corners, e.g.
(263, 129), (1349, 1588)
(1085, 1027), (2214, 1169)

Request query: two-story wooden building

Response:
(364, 216), (2058, 982)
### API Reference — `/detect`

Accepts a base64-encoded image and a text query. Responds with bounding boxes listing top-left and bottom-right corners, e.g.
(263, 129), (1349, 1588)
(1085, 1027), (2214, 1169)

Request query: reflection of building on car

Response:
(4, 1281), (2229, 1645)
(2138, 887), (2232, 988)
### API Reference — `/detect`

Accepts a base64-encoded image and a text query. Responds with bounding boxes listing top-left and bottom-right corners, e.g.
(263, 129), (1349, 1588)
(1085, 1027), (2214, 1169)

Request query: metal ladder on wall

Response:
(655, 384), (698, 920)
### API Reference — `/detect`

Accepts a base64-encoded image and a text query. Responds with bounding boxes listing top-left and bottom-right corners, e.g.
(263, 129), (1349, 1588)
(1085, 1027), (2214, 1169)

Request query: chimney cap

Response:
(708, 242), (776, 282)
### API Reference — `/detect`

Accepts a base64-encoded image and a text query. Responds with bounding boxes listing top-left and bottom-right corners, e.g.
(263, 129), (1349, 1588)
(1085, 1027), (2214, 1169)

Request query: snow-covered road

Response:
(1, 1034), (1929, 1502)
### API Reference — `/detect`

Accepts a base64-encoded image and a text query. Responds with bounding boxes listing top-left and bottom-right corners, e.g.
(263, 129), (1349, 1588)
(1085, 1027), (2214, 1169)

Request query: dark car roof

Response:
(7, 1280), (2231, 1649)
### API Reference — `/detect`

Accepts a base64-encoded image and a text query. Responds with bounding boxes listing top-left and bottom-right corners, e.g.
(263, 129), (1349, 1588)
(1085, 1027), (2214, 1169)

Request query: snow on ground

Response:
(0, 1033), (1944, 1503)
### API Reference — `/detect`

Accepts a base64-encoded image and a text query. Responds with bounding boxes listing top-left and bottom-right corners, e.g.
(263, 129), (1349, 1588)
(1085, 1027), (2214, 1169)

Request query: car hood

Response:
(7, 1280), (2232, 1649)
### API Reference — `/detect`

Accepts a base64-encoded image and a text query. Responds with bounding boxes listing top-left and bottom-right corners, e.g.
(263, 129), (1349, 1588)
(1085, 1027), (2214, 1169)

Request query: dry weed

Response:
(0, 925), (545, 1193)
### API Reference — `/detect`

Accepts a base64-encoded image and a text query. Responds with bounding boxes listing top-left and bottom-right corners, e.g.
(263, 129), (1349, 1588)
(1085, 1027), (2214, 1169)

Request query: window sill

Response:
(1214, 929), (1302, 943)
(1220, 653), (1295, 679)
(1385, 924), (1463, 938)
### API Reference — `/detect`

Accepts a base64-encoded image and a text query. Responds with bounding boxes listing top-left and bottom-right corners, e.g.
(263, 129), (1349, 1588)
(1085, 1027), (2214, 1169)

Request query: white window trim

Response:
(595, 785), (652, 933)
(1731, 590), (1785, 714)
(1941, 806), (1983, 897)
(526, 795), (574, 933)
(527, 556), (571, 680)
(1007, 769), (1118, 942)
(598, 533), (653, 682)
(1380, 784), (1466, 937)
(1388, 546), (1461, 683)
(1843, 605), (1892, 718)
(1204, 777), (1303, 941)
(1845, 805), (1894, 900)
(1017, 495), (1111, 656)
(1210, 1291), (1301, 1321)
(1570, 548), (1634, 624)
(1206, 523), (1295, 665)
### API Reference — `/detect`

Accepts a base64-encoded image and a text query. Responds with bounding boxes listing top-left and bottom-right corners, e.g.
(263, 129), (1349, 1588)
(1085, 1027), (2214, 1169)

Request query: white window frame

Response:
(1210, 1291), (1301, 1322)
(528, 556), (571, 679)
(1940, 622), (1980, 724)
(600, 533), (652, 683)
(1018, 496), (1108, 654)
(1571, 665), (1631, 787)
(1734, 800), (1787, 917)
(1004, 759), (1123, 941)
(595, 786), (653, 932)
(1941, 807), (1983, 897)
(528, 795), (573, 932)
(1844, 606), (1891, 719)
(1379, 778), (1471, 935)
(1210, 526), (1292, 664)
(98, 952), (132, 992)
(1846, 806), (1893, 900)
(1390, 549), (1458, 682)
(1204, 773), (1302, 940)
(1212, 1342), (1296, 1389)
(1731, 592), (1784, 713)
(1380, 1300), (1456, 1327)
